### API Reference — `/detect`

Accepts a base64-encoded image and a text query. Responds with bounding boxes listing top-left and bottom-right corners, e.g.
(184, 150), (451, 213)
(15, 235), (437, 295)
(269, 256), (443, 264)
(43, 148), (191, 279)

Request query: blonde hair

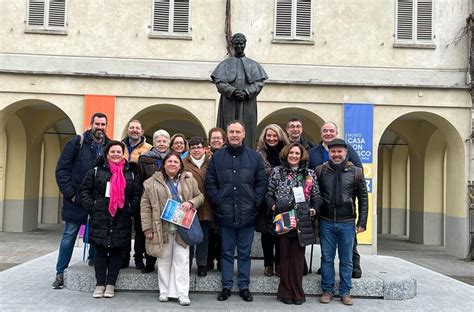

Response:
(257, 124), (290, 150)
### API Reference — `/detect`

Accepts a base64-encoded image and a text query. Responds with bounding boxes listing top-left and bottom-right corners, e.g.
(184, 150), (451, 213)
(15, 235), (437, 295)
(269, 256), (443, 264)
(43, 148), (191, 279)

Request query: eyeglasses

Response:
(211, 137), (223, 141)
(190, 146), (203, 151)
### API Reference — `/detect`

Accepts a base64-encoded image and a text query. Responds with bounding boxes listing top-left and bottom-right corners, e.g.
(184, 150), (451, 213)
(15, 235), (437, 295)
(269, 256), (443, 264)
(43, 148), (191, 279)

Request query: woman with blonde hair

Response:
(255, 124), (289, 277)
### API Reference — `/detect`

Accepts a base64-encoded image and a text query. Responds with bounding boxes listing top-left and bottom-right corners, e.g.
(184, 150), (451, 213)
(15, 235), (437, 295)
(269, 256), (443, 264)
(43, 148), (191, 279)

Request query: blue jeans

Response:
(219, 224), (254, 290)
(319, 219), (355, 296)
(55, 221), (94, 274)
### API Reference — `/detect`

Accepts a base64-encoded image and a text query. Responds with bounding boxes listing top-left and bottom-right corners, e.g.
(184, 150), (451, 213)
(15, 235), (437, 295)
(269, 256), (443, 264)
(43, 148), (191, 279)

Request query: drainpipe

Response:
(468, 13), (474, 260)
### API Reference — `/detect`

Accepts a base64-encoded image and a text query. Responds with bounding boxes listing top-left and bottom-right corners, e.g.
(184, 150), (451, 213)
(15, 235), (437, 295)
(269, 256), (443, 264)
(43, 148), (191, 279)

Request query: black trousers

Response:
(261, 233), (280, 267)
(133, 212), (157, 267)
(94, 244), (122, 286)
(207, 227), (221, 264)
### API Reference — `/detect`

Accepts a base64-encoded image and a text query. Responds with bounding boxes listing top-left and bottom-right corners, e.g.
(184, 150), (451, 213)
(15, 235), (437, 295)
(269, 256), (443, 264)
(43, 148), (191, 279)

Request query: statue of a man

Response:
(211, 33), (268, 147)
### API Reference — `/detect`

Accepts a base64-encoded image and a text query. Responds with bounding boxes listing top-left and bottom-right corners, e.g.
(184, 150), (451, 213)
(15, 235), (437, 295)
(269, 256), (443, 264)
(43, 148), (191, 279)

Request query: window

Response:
(396, 0), (433, 46)
(274, 0), (312, 41)
(26, 0), (67, 33)
(151, 0), (190, 38)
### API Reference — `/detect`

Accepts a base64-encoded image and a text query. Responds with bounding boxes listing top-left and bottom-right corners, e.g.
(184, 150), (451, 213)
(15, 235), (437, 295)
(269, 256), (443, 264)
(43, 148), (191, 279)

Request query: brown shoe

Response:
(264, 266), (273, 276)
(341, 294), (353, 306)
(319, 292), (333, 304)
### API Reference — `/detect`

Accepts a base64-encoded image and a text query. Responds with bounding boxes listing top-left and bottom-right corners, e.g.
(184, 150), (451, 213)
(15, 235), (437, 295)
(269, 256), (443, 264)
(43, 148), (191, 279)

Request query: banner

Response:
(344, 103), (374, 244)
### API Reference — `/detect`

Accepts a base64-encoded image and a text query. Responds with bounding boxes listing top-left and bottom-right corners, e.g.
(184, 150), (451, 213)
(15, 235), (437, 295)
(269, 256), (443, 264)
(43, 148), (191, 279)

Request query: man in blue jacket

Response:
(205, 120), (267, 302)
(52, 112), (110, 289)
(308, 122), (363, 278)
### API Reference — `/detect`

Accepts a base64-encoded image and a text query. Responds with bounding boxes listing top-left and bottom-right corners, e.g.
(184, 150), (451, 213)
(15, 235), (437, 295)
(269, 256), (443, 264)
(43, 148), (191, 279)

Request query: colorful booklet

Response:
(161, 198), (197, 229)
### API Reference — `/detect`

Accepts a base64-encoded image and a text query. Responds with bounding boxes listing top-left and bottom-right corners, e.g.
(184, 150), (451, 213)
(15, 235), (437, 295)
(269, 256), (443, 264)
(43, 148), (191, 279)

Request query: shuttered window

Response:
(274, 0), (312, 40)
(396, 0), (433, 43)
(27, 0), (67, 30)
(152, 0), (190, 36)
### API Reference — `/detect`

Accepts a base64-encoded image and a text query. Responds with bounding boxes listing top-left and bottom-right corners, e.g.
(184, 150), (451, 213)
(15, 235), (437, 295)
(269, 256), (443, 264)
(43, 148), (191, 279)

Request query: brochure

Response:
(161, 198), (196, 229)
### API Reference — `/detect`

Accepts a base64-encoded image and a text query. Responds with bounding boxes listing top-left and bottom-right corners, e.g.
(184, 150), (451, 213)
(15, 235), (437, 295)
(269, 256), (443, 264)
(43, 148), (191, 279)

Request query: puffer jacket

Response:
(316, 161), (368, 229)
(80, 157), (141, 248)
(266, 161), (320, 247)
(140, 171), (204, 258)
(122, 136), (152, 164)
(55, 130), (110, 224)
(183, 154), (214, 222)
(205, 145), (267, 228)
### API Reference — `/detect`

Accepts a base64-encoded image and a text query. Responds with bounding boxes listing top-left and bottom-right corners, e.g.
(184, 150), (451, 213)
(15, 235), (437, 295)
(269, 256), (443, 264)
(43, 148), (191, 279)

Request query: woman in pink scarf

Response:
(81, 141), (141, 299)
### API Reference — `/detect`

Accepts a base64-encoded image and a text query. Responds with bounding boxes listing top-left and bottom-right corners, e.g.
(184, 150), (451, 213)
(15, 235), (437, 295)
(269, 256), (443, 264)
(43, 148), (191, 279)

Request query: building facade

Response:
(0, 0), (471, 258)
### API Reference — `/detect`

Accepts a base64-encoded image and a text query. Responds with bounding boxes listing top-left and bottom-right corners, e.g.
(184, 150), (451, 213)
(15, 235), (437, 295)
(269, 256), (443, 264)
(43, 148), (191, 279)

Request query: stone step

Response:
(64, 258), (416, 300)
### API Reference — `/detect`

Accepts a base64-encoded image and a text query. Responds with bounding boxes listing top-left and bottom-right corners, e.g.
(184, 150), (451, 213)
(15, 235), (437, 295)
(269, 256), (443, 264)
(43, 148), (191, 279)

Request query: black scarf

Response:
(266, 144), (282, 168)
(328, 159), (347, 209)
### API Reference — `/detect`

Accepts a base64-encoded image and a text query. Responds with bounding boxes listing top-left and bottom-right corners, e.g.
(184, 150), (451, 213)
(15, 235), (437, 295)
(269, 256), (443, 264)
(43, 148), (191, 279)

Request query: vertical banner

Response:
(83, 95), (115, 138)
(344, 103), (373, 244)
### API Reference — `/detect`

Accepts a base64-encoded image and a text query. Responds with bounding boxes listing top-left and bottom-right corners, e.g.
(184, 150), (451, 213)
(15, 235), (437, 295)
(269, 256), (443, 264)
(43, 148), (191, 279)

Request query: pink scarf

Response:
(108, 159), (126, 217)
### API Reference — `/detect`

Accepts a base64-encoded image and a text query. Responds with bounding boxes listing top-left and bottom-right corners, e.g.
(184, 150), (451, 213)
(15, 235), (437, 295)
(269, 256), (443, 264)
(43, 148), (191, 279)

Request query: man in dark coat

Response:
(308, 121), (364, 278)
(52, 112), (110, 289)
(205, 120), (267, 302)
(316, 139), (368, 306)
(286, 118), (315, 152)
(211, 33), (268, 148)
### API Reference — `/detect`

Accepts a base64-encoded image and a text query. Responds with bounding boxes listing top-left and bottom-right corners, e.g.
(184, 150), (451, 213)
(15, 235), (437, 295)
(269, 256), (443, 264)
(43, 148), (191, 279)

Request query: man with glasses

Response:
(183, 137), (213, 277)
(286, 118), (314, 151)
(308, 122), (363, 279)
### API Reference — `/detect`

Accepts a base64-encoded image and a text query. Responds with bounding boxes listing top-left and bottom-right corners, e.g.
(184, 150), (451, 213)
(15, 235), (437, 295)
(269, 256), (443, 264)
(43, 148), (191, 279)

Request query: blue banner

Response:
(343, 103), (374, 163)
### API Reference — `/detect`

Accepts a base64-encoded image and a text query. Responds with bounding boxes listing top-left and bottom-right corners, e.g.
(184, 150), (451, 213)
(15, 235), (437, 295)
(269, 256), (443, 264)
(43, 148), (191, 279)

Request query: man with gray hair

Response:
(211, 33), (268, 148)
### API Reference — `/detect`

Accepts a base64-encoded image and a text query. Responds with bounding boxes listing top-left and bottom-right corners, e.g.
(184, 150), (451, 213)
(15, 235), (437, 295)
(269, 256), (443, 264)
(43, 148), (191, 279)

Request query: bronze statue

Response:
(211, 33), (268, 147)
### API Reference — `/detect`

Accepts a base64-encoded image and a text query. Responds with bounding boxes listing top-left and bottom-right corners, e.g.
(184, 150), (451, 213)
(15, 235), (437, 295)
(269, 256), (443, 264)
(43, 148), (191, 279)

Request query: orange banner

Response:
(83, 95), (115, 138)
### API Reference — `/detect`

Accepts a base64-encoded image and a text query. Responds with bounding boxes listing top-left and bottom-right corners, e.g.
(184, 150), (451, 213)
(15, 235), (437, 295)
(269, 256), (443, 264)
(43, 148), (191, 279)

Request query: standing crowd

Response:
(52, 112), (368, 307)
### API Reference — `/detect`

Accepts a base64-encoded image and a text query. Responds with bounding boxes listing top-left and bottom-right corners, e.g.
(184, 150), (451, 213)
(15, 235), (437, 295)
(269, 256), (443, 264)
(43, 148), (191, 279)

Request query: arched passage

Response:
(256, 107), (325, 143)
(376, 112), (468, 258)
(121, 104), (206, 143)
(1, 100), (75, 231)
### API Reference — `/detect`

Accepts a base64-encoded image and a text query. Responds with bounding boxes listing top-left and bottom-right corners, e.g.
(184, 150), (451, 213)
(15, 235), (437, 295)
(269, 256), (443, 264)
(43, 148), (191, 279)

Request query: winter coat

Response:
(122, 136), (152, 164)
(137, 148), (167, 185)
(183, 155), (214, 222)
(297, 136), (315, 151)
(80, 158), (141, 248)
(140, 171), (204, 258)
(308, 142), (362, 170)
(205, 145), (268, 228)
(316, 161), (368, 229)
(265, 161), (320, 247)
(55, 130), (110, 224)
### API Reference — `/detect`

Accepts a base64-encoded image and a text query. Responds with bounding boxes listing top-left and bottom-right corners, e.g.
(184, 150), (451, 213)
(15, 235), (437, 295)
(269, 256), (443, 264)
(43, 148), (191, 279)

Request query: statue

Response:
(211, 33), (268, 147)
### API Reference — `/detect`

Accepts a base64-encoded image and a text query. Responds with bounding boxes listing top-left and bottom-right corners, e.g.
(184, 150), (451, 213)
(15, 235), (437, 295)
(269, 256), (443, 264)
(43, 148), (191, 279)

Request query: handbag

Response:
(274, 209), (297, 234)
(166, 178), (203, 246)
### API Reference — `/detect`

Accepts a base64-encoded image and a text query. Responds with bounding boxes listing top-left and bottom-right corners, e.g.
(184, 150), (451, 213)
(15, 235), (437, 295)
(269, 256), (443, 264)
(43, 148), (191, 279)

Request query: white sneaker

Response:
(103, 285), (115, 298)
(178, 296), (191, 306)
(92, 286), (105, 298)
(159, 294), (169, 302)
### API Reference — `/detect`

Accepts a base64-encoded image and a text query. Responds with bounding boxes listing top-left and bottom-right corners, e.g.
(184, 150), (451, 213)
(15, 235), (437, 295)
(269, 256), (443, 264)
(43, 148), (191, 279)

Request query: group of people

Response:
(51, 112), (368, 307)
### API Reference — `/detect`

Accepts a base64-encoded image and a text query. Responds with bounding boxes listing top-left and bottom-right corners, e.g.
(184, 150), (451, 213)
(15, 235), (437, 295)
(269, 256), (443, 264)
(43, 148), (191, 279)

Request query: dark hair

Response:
(188, 136), (206, 148)
(170, 133), (188, 152)
(104, 140), (125, 156)
(160, 152), (184, 178)
(279, 142), (308, 163)
(231, 33), (247, 43)
(207, 127), (226, 142)
(90, 112), (108, 125)
(286, 117), (302, 128)
(226, 119), (246, 131)
(128, 119), (143, 128)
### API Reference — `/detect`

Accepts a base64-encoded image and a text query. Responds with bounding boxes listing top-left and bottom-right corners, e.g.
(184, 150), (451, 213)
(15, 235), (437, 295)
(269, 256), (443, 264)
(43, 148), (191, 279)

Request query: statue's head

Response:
(231, 33), (246, 57)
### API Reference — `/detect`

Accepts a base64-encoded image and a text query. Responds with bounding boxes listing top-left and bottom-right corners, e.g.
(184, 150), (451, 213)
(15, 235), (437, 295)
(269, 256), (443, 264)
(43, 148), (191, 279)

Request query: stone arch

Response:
(121, 104), (207, 143)
(256, 107), (325, 143)
(1, 99), (75, 231)
(376, 110), (468, 258)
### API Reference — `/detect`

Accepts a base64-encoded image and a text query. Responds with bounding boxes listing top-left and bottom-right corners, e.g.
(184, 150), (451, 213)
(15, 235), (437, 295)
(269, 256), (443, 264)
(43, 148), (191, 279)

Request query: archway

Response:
(1, 100), (75, 232)
(376, 112), (467, 258)
(121, 104), (206, 143)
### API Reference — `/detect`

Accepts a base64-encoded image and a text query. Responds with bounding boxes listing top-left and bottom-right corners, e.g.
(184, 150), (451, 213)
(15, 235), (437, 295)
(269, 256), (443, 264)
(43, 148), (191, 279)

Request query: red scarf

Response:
(108, 159), (126, 217)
